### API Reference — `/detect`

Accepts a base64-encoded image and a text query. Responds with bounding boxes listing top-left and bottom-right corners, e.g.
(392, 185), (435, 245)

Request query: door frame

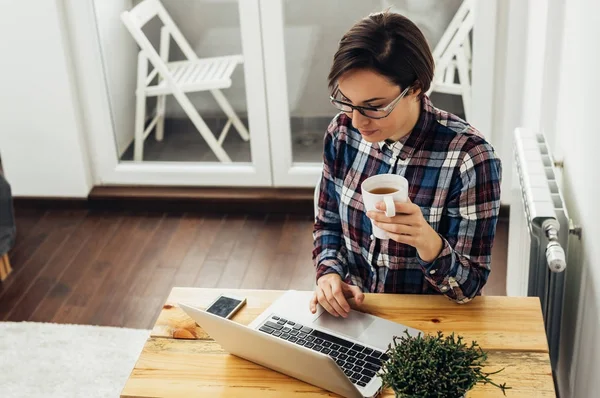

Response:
(259, 0), (322, 188)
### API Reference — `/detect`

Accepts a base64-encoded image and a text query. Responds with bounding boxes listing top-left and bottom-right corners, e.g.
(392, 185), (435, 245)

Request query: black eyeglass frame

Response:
(329, 85), (411, 119)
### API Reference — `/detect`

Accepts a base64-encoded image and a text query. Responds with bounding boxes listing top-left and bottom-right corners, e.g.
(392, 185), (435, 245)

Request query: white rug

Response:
(0, 322), (150, 398)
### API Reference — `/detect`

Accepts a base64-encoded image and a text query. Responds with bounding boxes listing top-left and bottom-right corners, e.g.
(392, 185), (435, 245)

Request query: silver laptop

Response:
(179, 290), (422, 398)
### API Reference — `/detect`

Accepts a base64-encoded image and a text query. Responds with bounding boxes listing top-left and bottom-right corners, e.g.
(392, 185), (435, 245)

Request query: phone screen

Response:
(206, 296), (243, 318)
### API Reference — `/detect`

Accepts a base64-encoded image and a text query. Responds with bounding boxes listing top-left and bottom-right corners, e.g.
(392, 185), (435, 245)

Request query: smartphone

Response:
(205, 294), (247, 319)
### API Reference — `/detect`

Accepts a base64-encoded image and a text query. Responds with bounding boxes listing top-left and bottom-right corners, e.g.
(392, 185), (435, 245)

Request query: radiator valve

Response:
(542, 219), (567, 272)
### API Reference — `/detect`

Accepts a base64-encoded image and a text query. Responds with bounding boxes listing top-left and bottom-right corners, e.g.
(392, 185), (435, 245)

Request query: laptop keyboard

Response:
(258, 315), (388, 388)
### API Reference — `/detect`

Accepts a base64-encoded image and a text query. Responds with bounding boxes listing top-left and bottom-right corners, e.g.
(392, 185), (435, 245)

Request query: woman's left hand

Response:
(367, 200), (444, 263)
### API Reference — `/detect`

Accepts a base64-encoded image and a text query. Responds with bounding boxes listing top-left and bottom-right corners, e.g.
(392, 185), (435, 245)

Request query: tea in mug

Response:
(369, 187), (398, 195)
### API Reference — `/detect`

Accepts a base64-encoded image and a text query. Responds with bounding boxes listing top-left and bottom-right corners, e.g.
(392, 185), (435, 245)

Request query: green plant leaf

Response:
(378, 329), (511, 397)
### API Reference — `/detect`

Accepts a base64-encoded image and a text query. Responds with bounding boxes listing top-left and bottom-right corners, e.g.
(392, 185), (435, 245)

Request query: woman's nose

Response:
(352, 109), (370, 128)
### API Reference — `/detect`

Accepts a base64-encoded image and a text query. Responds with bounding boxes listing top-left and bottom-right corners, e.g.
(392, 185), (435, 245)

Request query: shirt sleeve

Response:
(312, 117), (348, 283)
(417, 140), (503, 303)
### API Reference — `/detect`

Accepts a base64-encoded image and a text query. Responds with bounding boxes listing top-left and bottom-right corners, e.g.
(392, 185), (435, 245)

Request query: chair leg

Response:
(1, 253), (12, 282)
(174, 91), (232, 163)
(156, 95), (166, 142)
(211, 89), (250, 141)
(134, 52), (148, 161)
(156, 27), (170, 142)
(134, 93), (146, 161)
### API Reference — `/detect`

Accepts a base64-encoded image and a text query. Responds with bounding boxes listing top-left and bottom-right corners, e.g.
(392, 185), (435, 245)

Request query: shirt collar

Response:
(375, 94), (436, 160)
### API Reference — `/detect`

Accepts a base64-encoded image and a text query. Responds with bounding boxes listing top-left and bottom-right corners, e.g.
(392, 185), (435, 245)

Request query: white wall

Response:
(0, 0), (93, 198)
(538, 0), (567, 166)
(470, 0), (498, 149)
(494, 0), (567, 204)
(520, 0), (547, 132)
(493, 0), (528, 204)
(552, 0), (600, 396)
(501, 0), (600, 396)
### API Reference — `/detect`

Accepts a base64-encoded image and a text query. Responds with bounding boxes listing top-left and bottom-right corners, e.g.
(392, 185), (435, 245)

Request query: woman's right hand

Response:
(309, 273), (365, 318)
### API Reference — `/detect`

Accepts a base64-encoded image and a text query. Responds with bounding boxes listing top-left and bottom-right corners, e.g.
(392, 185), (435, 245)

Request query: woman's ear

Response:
(409, 81), (422, 100)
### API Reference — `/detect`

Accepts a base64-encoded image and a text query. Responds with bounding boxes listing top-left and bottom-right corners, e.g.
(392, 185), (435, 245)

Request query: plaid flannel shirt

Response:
(312, 95), (502, 303)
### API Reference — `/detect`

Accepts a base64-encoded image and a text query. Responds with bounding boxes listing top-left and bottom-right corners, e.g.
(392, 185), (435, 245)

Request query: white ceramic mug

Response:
(361, 174), (409, 239)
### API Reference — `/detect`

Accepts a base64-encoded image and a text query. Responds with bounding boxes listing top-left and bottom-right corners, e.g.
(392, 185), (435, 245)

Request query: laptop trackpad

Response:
(313, 309), (375, 339)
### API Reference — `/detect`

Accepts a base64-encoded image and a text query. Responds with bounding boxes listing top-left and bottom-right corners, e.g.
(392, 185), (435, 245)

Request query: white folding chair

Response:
(120, 0), (250, 163)
(426, 0), (474, 120)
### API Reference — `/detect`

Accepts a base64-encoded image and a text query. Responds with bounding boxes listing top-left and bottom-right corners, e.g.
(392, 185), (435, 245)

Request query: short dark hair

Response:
(328, 10), (434, 98)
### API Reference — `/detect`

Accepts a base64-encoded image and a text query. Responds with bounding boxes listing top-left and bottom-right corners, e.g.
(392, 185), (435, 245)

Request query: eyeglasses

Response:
(329, 85), (411, 119)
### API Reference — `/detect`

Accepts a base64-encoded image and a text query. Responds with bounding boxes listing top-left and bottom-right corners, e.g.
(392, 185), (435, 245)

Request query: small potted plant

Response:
(378, 330), (511, 398)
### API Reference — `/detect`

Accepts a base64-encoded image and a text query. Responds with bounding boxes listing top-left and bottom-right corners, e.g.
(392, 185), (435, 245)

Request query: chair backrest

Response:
(430, 0), (473, 79)
(121, 0), (198, 62)
(431, 0), (472, 60)
(125, 0), (162, 27)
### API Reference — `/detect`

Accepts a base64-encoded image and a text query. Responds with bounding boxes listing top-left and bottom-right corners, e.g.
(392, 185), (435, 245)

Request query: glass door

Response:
(260, 0), (344, 187)
(75, 0), (496, 188)
(87, 0), (272, 186)
(260, 0), (496, 187)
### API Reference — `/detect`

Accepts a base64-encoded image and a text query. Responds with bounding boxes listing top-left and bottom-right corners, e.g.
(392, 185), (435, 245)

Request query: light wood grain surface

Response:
(152, 288), (549, 352)
(121, 339), (554, 398)
(122, 288), (555, 398)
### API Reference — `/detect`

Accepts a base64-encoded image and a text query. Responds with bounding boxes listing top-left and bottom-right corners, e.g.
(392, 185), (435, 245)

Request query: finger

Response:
(366, 210), (401, 223)
(316, 288), (338, 316)
(330, 284), (351, 314)
(367, 210), (417, 226)
(388, 232), (416, 246)
(366, 209), (388, 222)
(323, 284), (349, 317)
(394, 201), (419, 215)
(309, 291), (318, 313)
(375, 201), (418, 215)
(343, 283), (365, 305)
(374, 201), (391, 213)
(374, 221), (414, 235)
(393, 215), (418, 226)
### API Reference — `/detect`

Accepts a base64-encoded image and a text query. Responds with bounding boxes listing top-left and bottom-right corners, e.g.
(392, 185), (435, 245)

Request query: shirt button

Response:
(429, 269), (436, 275)
(370, 234), (374, 240)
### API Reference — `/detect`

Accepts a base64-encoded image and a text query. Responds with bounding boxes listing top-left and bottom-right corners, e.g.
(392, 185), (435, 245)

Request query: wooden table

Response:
(121, 288), (556, 397)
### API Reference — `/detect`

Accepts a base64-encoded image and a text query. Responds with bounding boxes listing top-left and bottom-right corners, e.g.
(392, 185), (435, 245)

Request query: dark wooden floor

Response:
(0, 208), (508, 330)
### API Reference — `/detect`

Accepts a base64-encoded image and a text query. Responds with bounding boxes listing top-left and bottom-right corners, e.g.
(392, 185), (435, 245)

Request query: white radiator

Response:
(506, 127), (573, 372)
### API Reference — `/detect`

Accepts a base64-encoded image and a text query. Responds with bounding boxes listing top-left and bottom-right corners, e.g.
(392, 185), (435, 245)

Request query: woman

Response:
(309, 10), (502, 317)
